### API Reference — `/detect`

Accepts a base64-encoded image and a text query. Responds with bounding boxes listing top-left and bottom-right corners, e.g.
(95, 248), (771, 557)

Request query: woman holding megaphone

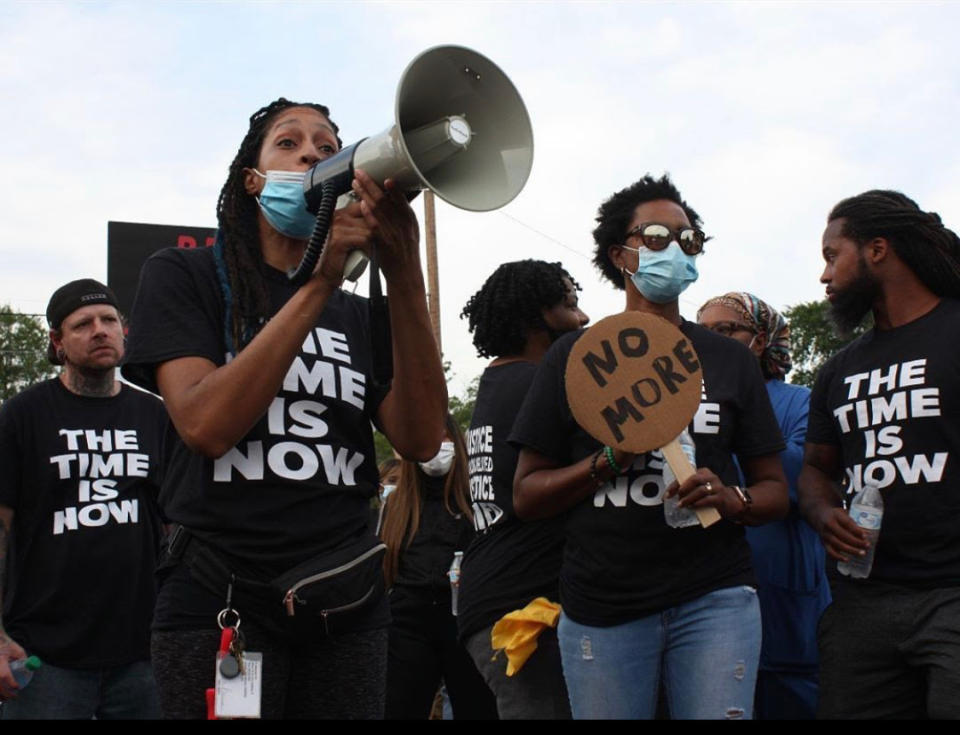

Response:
(510, 174), (788, 720)
(123, 99), (446, 719)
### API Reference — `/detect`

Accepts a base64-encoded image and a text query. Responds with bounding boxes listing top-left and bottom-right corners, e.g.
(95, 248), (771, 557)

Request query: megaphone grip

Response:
(289, 180), (337, 287)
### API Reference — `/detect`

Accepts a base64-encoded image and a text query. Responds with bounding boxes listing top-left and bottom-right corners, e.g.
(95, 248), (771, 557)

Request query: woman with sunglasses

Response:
(697, 293), (830, 720)
(510, 174), (788, 719)
(122, 99), (446, 719)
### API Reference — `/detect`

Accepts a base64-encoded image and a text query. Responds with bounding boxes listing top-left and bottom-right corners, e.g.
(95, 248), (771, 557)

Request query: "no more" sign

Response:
(565, 311), (719, 527)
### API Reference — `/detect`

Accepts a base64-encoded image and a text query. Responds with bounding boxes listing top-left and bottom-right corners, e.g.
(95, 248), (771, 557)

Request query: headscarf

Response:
(697, 292), (792, 380)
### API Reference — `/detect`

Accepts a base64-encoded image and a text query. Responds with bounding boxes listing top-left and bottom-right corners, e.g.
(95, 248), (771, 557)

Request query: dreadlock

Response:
(215, 98), (343, 352)
(592, 174), (704, 289)
(829, 190), (960, 299)
(460, 259), (581, 358)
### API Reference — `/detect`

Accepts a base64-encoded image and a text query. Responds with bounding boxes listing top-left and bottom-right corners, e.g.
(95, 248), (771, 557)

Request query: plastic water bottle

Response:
(10, 656), (42, 688)
(448, 551), (463, 616)
(838, 483), (884, 579)
(663, 429), (699, 528)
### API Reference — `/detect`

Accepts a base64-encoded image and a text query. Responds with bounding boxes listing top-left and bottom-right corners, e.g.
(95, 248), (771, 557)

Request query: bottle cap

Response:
(24, 656), (42, 672)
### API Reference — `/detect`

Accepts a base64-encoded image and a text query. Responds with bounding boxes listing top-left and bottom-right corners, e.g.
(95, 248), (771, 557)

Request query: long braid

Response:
(830, 190), (960, 299)
(216, 98), (343, 352)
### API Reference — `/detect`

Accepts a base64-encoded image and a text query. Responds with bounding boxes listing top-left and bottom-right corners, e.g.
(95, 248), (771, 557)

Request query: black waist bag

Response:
(168, 526), (387, 638)
(271, 536), (387, 636)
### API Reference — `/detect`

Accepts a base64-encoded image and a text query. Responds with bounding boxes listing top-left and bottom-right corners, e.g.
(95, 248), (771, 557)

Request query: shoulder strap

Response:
(368, 245), (394, 391)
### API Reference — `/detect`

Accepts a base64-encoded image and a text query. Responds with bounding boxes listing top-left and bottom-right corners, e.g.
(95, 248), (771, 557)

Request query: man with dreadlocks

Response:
(799, 190), (960, 719)
(456, 260), (588, 720)
(123, 99), (446, 719)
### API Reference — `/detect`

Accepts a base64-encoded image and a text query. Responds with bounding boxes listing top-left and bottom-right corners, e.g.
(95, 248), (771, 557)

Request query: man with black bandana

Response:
(800, 191), (960, 719)
(0, 279), (166, 719)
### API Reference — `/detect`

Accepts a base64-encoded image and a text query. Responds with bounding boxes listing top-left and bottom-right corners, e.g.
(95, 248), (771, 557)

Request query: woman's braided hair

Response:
(829, 190), (960, 299)
(215, 98), (343, 351)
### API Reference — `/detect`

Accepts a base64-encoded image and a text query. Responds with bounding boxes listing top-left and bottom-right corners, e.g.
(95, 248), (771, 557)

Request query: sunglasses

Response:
(625, 222), (706, 256)
(706, 320), (757, 337)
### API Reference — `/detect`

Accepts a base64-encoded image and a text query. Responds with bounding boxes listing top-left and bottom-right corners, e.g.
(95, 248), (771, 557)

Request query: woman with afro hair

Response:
(509, 175), (788, 719)
(456, 259), (588, 719)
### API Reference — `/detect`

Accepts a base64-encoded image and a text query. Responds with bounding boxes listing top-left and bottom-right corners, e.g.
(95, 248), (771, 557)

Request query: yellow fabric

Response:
(490, 597), (561, 677)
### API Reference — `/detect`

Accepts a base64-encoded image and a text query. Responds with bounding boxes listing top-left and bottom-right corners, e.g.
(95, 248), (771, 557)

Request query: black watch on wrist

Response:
(730, 485), (752, 521)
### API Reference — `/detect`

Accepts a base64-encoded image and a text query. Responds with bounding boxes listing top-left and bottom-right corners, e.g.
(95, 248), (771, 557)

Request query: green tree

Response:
(784, 300), (871, 388)
(448, 374), (479, 435)
(0, 306), (56, 402)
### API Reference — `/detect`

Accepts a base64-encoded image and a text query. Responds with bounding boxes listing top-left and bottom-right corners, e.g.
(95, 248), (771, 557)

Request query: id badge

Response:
(214, 651), (262, 719)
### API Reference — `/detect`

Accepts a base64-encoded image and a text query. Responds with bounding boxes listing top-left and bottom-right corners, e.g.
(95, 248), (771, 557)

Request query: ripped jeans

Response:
(557, 585), (761, 720)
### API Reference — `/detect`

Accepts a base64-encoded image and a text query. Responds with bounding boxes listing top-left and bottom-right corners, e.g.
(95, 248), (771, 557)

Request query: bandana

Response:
(698, 292), (792, 379)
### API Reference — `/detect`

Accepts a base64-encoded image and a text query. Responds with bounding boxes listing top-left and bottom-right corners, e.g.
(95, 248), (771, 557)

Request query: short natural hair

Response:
(592, 174), (704, 288)
(460, 260), (580, 358)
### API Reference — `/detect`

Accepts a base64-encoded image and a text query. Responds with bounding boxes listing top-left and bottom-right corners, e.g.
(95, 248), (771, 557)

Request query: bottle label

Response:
(851, 506), (882, 530)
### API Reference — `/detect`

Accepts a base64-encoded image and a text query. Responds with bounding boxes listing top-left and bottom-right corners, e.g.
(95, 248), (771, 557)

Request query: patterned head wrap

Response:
(697, 292), (792, 380)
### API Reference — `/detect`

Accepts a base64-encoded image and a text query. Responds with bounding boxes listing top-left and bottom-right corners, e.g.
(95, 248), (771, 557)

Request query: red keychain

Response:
(206, 626), (235, 720)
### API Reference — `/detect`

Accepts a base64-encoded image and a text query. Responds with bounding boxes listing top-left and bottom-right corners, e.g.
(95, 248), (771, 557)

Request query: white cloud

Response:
(2, 0), (959, 396)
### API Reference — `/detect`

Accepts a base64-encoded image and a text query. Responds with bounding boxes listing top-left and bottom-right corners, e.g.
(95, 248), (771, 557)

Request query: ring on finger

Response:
(704, 481), (714, 495)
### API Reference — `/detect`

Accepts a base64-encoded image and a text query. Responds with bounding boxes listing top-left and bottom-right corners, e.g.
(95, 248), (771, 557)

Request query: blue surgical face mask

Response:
(252, 169), (316, 239)
(623, 241), (699, 303)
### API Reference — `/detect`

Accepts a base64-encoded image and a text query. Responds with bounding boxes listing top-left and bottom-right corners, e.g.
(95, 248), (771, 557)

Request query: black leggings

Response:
(152, 623), (388, 719)
(385, 589), (497, 720)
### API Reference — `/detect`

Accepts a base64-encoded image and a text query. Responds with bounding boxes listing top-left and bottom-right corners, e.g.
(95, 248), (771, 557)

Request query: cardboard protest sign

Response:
(565, 311), (719, 527)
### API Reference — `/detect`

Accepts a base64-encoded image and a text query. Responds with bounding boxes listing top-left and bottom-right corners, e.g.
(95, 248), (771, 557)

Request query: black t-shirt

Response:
(457, 362), (566, 639)
(806, 298), (960, 586)
(509, 320), (785, 627)
(389, 474), (474, 600)
(0, 379), (166, 668)
(123, 247), (388, 573)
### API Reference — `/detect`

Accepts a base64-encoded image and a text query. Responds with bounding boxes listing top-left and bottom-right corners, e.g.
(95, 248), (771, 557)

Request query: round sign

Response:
(565, 311), (702, 453)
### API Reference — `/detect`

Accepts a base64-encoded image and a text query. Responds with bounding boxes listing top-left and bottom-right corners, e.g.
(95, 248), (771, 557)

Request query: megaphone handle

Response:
(661, 437), (721, 528)
(343, 250), (370, 282)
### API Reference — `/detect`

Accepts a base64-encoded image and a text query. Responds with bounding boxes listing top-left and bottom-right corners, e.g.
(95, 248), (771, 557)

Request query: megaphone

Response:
(290, 45), (534, 284)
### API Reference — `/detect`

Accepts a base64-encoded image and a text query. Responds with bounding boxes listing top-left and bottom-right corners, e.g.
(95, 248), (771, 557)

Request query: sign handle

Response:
(661, 438), (721, 528)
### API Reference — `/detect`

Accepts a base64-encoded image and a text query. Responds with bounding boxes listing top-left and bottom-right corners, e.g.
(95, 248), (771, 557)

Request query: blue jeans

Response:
(558, 585), (761, 720)
(0, 659), (160, 720)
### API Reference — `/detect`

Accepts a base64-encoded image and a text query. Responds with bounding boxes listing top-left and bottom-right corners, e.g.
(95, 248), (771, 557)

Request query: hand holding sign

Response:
(565, 312), (720, 528)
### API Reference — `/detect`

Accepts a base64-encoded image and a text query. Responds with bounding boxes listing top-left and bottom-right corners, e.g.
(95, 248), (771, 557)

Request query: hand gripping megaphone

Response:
(289, 45), (534, 285)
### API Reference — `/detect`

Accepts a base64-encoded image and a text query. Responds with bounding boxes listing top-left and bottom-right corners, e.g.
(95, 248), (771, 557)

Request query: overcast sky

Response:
(3, 0), (959, 395)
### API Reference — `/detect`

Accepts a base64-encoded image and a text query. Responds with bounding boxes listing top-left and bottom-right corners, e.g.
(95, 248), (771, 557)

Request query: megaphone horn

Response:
(292, 45), (534, 284)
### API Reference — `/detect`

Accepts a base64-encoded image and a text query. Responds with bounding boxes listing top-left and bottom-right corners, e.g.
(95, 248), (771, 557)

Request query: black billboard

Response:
(107, 221), (216, 316)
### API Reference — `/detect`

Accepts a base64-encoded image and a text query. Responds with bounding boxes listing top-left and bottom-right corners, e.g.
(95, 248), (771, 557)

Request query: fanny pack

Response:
(273, 535), (387, 632)
(166, 525), (386, 636)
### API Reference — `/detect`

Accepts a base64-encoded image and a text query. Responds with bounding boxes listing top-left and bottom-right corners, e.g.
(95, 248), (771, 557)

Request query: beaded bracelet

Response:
(589, 448), (604, 486)
(603, 445), (623, 475)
